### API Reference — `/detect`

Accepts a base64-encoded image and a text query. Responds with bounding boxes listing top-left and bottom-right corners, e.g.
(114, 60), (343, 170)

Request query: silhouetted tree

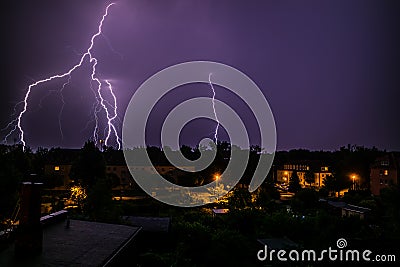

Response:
(305, 170), (315, 187)
(322, 173), (351, 197)
(288, 171), (301, 193)
(69, 141), (106, 189)
(255, 178), (280, 207)
(322, 174), (335, 196)
(86, 177), (120, 222)
(0, 150), (23, 220)
(31, 147), (48, 176)
(228, 187), (252, 209)
(69, 141), (120, 221)
(292, 188), (319, 211)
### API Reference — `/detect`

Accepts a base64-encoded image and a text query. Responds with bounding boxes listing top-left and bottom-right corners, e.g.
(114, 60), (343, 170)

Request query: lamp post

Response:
(215, 175), (220, 201)
(352, 175), (356, 190)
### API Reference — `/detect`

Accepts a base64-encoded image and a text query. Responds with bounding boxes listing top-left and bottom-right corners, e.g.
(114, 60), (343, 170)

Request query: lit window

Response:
(54, 166), (60, 171)
(321, 167), (328, 171)
(384, 170), (388, 175)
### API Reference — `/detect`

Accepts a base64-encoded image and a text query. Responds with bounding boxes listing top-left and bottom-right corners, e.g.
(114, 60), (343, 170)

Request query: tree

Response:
(0, 155), (23, 221)
(69, 141), (106, 188)
(322, 174), (351, 197)
(0, 145), (30, 221)
(69, 141), (119, 221)
(86, 177), (120, 222)
(228, 187), (252, 209)
(288, 171), (301, 193)
(255, 178), (280, 207)
(322, 174), (336, 196)
(292, 188), (319, 211)
(305, 170), (315, 187)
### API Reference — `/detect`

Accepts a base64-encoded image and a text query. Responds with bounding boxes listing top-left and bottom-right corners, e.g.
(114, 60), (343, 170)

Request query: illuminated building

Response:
(370, 153), (399, 195)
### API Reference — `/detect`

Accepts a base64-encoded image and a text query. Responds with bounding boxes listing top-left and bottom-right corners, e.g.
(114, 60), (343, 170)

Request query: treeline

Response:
(0, 142), (393, 221)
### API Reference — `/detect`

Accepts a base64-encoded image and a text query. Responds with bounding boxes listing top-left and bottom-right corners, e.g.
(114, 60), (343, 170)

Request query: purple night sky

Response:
(1, 0), (399, 151)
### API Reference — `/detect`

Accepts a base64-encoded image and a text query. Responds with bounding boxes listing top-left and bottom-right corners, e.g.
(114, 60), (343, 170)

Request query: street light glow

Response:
(351, 174), (357, 190)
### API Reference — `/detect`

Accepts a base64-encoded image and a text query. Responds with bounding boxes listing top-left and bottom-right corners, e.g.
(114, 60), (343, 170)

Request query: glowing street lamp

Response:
(215, 175), (220, 190)
(351, 174), (356, 190)
(214, 175), (220, 201)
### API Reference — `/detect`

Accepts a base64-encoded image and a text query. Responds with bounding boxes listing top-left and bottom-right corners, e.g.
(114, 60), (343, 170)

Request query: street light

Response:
(214, 175), (220, 201)
(284, 171), (288, 184)
(351, 174), (356, 190)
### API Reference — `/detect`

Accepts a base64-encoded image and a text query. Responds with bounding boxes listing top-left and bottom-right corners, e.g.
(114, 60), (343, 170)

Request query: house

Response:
(341, 204), (371, 220)
(319, 199), (371, 220)
(276, 160), (332, 188)
(370, 153), (400, 195)
(43, 149), (195, 190)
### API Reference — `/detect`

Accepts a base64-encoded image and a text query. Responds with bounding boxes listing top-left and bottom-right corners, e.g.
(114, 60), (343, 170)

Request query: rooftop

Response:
(0, 219), (140, 267)
(343, 204), (371, 214)
(320, 199), (371, 214)
(212, 208), (230, 215)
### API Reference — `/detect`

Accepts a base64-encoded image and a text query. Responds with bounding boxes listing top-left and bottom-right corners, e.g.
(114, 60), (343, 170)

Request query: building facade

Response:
(276, 161), (332, 188)
(370, 153), (399, 195)
(44, 163), (195, 190)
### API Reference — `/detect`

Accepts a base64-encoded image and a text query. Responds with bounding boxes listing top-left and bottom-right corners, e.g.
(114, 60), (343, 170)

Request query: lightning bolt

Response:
(103, 80), (121, 149)
(3, 3), (121, 150)
(208, 73), (220, 144)
(57, 76), (71, 141)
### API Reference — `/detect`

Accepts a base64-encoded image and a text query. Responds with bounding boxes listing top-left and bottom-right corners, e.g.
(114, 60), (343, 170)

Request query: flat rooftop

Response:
(0, 219), (140, 267)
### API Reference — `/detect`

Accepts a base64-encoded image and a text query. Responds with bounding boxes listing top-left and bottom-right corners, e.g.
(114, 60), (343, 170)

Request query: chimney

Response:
(14, 181), (43, 257)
